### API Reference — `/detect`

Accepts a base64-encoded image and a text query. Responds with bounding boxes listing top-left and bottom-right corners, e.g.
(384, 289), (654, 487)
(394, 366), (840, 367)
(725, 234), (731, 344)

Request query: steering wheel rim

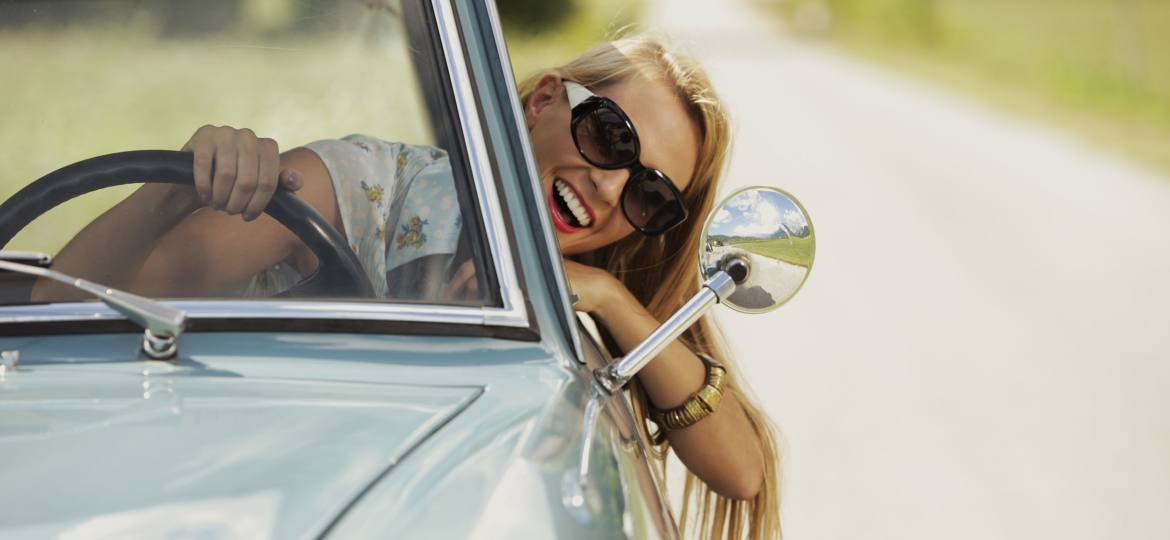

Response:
(0, 150), (375, 299)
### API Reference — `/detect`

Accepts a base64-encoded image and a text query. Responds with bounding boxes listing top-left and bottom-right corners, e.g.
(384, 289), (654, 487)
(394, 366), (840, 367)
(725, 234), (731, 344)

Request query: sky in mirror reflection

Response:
(708, 189), (810, 239)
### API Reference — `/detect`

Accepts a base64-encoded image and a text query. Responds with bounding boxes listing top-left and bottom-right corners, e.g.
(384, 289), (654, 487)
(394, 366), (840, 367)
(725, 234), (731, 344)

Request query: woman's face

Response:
(524, 74), (701, 256)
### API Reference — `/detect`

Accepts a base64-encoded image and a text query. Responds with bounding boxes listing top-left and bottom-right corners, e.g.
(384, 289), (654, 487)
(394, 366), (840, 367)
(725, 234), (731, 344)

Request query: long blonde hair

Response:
(518, 34), (783, 540)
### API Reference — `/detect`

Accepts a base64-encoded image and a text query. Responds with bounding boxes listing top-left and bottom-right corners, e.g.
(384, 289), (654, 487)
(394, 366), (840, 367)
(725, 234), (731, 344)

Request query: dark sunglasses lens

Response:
(624, 172), (684, 233)
(576, 107), (637, 167)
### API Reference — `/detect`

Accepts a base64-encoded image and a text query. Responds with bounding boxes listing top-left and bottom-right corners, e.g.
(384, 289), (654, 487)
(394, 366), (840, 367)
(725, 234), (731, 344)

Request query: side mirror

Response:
(596, 186), (815, 394)
(564, 186), (815, 521)
(700, 186), (815, 313)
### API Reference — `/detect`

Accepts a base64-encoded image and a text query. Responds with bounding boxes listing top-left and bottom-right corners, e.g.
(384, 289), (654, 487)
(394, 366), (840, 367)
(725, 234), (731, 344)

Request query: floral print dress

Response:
(240, 134), (463, 300)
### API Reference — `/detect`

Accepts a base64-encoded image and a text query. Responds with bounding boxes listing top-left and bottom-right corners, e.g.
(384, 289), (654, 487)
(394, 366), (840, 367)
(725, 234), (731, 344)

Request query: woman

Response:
(39, 35), (781, 539)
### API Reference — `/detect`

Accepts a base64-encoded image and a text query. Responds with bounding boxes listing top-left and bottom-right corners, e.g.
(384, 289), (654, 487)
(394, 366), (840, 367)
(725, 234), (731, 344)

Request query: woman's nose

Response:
(590, 167), (630, 206)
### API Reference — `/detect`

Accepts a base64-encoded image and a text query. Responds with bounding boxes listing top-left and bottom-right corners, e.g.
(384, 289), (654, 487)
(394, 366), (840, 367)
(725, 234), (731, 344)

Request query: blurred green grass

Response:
(0, 29), (429, 255)
(758, 0), (1170, 175)
(504, 0), (643, 82)
(732, 237), (814, 267)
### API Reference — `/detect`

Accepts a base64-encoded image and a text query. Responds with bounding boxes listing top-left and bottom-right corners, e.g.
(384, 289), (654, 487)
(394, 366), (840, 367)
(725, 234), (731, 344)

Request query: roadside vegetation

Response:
(713, 236), (815, 268)
(756, 0), (1170, 176)
(503, 0), (643, 80)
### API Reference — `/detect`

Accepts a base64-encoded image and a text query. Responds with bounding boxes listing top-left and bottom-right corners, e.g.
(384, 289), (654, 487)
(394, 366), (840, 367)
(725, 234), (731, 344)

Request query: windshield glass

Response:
(0, 0), (495, 308)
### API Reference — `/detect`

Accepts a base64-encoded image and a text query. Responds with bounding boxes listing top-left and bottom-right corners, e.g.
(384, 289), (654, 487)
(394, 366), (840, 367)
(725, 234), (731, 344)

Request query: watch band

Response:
(649, 354), (727, 430)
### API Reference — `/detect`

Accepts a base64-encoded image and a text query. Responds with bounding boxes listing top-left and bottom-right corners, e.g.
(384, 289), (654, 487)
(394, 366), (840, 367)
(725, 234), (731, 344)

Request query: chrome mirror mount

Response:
(565, 186), (815, 520)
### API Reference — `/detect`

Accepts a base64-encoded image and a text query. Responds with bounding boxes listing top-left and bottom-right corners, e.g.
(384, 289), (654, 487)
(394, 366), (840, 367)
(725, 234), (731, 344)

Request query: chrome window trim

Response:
(478, 0), (585, 359)
(0, 301), (487, 326)
(0, 0), (529, 331)
(431, 0), (526, 327)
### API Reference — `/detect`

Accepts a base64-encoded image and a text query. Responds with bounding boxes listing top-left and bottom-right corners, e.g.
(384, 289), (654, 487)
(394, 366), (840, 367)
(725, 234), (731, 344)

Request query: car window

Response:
(0, 0), (497, 308)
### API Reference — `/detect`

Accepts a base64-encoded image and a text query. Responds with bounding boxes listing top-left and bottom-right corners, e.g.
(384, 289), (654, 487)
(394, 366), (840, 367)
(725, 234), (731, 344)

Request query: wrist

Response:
(136, 183), (204, 216)
(592, 279), (647, 324)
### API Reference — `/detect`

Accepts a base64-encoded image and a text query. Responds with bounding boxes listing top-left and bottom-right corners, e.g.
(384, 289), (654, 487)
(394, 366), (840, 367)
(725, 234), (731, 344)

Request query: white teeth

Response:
(554, 179), (592, 227)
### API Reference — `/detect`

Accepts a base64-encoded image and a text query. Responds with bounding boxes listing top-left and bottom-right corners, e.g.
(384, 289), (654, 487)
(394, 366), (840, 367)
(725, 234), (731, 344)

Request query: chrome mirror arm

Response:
(593, 271), (736, 394)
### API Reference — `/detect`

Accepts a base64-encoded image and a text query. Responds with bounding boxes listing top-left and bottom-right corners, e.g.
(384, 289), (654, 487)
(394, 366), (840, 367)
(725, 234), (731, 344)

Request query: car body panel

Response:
(323, 322), (676, 539)
(0, 331), (676, 539)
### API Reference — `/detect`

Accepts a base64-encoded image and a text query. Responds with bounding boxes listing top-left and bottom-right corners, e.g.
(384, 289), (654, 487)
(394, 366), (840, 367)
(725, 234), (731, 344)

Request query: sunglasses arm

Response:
(562, 80), (595, 109)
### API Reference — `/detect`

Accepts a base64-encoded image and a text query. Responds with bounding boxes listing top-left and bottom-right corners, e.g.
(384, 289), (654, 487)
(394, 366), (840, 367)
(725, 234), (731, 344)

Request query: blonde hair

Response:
(519, 33), (783, 540)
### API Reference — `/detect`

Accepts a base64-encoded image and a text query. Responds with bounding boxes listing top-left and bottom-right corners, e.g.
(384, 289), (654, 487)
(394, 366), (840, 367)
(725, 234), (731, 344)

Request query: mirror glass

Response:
(700, 187), (815, 313)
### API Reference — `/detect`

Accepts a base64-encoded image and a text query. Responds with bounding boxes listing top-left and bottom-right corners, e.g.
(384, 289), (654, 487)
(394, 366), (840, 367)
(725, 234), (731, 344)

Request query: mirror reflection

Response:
(700, 187), (815, 313)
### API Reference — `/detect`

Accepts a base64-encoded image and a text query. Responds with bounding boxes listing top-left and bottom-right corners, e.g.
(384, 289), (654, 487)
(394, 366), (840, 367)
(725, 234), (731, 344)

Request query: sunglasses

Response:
(564, 80), (688, 236)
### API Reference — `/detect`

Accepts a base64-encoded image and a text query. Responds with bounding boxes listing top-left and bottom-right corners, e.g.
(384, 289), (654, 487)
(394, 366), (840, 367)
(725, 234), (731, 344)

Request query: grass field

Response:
(732, 236), (815, 268)
(758, 0), (1170, 176)
(0, 27), (430, 255)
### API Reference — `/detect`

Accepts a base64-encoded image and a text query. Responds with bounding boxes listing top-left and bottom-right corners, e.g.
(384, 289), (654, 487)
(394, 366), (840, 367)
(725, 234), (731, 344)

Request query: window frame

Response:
(0, 0), (535, 340)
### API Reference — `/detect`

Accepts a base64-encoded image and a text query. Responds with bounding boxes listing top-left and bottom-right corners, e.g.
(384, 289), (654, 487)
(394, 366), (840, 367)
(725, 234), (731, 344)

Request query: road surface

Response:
(648, 0), (1170, 538)
(707, 244), (809, 311)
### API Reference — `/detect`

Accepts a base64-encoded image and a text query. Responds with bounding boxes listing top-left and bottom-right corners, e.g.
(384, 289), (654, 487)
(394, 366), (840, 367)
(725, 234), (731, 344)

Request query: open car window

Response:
(0, 0), (501, 309)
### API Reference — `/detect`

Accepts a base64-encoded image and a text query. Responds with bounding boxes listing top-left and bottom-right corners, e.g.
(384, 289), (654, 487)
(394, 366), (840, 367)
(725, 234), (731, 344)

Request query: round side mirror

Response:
(699, 186), (815, 313)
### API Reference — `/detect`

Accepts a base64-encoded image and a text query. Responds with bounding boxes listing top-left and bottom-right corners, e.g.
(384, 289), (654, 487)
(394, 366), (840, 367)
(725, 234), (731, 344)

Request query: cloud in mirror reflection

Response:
(709, 190), (809, 239)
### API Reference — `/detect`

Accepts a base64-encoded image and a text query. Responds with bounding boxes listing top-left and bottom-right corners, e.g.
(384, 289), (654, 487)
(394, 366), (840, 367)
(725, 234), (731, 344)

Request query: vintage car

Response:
(0, 0), (814, 538)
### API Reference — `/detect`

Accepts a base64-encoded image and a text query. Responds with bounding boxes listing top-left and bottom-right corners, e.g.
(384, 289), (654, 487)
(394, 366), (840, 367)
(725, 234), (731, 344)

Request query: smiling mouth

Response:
(550, 179), (593, 230)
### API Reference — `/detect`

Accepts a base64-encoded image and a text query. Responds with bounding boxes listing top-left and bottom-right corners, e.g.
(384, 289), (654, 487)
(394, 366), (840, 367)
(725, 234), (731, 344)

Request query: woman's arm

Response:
(131, 148), (338, 297)
(32, 126), (337, 301)
(30, 183), (206, 302)
(565, 261), (765, 501)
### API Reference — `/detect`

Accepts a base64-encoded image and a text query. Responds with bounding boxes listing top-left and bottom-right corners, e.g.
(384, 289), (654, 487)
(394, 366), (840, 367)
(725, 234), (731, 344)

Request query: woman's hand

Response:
(443, 259), (480, 302)
(181, 125), (305, 221)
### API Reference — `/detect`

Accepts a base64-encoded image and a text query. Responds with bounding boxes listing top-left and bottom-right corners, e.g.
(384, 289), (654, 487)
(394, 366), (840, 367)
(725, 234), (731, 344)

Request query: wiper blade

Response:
(0, 258), (186, 359)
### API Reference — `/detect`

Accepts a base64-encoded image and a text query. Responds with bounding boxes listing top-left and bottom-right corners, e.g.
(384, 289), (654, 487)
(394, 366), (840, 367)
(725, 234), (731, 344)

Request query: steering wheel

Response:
(0, 151), (375, 298)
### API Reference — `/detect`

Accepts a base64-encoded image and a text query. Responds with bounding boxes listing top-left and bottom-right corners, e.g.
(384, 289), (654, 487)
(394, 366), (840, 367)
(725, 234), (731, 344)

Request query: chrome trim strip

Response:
(480, 0), (585, 359)
(0, 301), (492, 326)
(431, 0), (527, 328)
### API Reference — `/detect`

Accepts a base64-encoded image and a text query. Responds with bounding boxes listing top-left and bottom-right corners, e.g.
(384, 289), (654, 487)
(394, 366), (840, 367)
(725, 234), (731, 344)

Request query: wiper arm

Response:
(0, 258), (186, 359)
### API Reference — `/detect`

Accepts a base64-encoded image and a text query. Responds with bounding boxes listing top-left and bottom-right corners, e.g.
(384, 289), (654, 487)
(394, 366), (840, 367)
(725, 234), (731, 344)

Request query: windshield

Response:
(0, 0), (496, 308)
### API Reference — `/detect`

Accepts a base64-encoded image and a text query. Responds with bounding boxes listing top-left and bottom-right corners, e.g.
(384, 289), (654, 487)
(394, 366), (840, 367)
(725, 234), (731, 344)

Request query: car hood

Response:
(0, 369), (481, 539)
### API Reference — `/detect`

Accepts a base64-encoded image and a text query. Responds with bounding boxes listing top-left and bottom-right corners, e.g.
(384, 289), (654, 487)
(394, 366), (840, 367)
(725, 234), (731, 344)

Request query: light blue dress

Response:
(240, 135), (463, 300)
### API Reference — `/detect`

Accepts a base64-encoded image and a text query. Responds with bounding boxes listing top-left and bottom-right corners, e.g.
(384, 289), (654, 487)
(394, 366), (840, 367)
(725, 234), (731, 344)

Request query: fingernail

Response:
(242, 213), (255, 223)
(283, 170), (297, 186)
(201, 193), (209, 204)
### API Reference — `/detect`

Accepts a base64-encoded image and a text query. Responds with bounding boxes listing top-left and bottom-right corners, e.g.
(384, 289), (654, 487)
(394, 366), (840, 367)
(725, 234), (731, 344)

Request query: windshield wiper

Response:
(0, 258), (186, 359)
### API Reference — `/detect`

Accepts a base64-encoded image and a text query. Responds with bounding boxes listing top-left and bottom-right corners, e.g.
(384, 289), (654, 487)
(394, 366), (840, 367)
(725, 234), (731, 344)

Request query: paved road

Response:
(707, 244), (809, 311)
(649, 1), (1170, 538)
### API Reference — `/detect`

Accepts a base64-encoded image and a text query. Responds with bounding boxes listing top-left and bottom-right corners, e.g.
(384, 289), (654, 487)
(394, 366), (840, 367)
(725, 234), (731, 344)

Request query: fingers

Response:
(442, 260), (479, 302)
(223, 130), (259, 216)
(280, 168), (304, 192)
(181, 125), (286, 221)
(186, 125), (215, 204)
(240, 138), (282, 222)
(208, 130), (239, 210)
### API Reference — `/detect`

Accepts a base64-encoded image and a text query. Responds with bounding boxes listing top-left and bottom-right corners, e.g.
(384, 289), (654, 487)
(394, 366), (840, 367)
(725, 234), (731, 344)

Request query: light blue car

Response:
(0, 1), (814, 538)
